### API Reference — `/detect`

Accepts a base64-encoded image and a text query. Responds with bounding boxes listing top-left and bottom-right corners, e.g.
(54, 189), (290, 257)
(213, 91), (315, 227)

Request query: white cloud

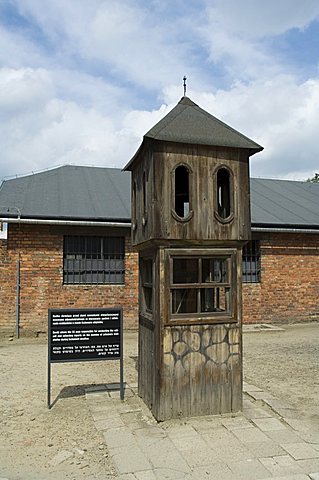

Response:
(0, 0), (318, 182)
(199, 1), (319, 81)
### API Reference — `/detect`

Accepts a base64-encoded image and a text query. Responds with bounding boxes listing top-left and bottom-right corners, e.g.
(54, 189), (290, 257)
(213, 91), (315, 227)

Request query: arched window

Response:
(216, 167), (233, 221)
(174, 165), (190, 219)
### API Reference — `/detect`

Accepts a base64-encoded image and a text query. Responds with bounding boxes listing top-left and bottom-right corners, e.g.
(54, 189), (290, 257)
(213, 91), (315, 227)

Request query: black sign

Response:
(47, 308), (124, 408)
(48, 308), (122, 362)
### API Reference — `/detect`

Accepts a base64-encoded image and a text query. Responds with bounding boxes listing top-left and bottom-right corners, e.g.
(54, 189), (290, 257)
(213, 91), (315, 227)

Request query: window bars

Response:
(242, 240), (261, 283)
(63, 236), (125, 284)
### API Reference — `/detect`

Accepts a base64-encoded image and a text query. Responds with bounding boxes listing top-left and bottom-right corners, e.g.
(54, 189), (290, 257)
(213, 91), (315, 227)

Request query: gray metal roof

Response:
(124, 97), (263, 170)
(250, 178), (319, 227)
(0, 166), (318, 229)
(0, 165), (131, 222)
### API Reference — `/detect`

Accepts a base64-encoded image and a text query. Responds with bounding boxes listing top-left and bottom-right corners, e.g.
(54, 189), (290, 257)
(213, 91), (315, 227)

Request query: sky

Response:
(0, 0), (319, 182)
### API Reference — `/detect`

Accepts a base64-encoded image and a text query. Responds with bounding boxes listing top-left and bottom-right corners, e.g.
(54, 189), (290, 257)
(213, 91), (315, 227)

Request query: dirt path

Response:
(0, 335), (137, 480)
(1, 323), (318, 479)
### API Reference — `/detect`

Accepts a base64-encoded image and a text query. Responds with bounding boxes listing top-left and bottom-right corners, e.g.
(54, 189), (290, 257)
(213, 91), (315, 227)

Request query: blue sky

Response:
(0, 0), (319, 181)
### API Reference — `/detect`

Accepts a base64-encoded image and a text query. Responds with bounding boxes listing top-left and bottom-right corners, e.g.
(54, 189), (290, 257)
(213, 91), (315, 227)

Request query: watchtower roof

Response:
(124, 96), (263, 170)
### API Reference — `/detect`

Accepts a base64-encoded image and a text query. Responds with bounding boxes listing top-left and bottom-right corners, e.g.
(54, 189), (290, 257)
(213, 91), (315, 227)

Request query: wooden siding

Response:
(132, 141), (251, 247)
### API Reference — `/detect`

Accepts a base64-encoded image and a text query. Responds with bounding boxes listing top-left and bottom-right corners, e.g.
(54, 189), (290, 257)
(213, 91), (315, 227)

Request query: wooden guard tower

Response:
(124, 96), (263, 421)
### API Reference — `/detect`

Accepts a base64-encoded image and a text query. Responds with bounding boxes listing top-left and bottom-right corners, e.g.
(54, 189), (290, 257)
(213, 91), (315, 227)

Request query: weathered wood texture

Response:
(138, 245), (243, 421)
(157, 323), (242, 420)
(132, 141), (251, 247)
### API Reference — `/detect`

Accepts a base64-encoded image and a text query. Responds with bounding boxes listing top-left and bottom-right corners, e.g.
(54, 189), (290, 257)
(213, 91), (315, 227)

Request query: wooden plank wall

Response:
(158, 323), (242, 420)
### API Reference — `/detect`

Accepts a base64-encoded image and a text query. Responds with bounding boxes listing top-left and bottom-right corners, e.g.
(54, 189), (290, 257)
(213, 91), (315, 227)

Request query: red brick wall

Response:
(243, 233), (319, 324)
(0, 224), (138, 335)
(1, 227), (319, 335)
(0, 238), (18, 334)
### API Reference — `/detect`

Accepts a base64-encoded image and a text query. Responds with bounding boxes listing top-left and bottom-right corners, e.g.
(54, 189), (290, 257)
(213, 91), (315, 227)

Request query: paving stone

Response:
(252, 417), (287, 431)
(221, 416), (254, 430)
(88, 402), (115, 414)
(282, 443), (319, 460)
(180, 443), (222, 467)
(232, 426), (270, 443)
(244, 407), (273, 419)
(297, 458), (319, 474)
(119, 474), (136, 480)
(85, 391), (109, 400)
(103, 427), (136, 448)
(111, 445), (152, 475)
(134, 469), (157, 479)
(263, 475), (309, 480)
(91, 408), (121, 421)
(85, 385), (108, 393)
(243, 382), (263, 393)
(188, 416), (224, 433)
(259, 455), (304, 476)
(142, 437), (190, 473)
(165, 424), (198, 439)
(201, 433), (252, 463)
(106, 382), (122, 390)
(265, 429), (303, 444)
(127, 382), (138, 389)
(248, 391), (276, 401)
(189, 462), (234, 480)
(94, 416), (125, 431)
(170, 433), (206, 452)
(309, 473), (319, 480)
(134, 426), (167, 448)
(227, 458), (271, 479)
(246, 441), (286, 458)
(153, 468), (189, 479)
(297, 430), (319, 444)
(275, 408), (303, 419)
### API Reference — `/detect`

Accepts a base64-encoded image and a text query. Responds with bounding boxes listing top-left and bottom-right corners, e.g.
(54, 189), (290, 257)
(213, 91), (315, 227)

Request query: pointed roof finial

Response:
(183, 76), (187, 97)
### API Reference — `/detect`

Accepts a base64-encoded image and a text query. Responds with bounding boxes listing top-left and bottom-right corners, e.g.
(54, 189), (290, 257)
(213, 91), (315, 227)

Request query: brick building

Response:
(0, 165), (318, 336)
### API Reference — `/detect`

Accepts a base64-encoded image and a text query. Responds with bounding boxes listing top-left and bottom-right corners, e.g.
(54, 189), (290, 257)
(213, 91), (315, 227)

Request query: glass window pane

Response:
(140, 258), (153, 284)
(175, 165), (190, 218)
(200, 287), (231, 313)
(217, 168), (231, 219)
(172, 289), (198, 314)
(173, 258), (198, 284)
(143, 286), (153, 311)
(202, 258), (228, 283)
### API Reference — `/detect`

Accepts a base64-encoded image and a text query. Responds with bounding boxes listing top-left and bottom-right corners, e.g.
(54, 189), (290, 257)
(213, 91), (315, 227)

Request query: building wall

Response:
(243, 233), (319, 324)
(0, 224), (138, 336)
(1, 227), (318, 335)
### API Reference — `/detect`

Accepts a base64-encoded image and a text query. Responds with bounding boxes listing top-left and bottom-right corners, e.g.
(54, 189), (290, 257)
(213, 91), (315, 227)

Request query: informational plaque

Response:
(47, 308), (123, 408)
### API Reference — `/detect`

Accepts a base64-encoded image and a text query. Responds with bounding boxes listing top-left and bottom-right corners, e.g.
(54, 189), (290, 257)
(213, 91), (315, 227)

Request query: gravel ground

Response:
(0, 323), (318, 479)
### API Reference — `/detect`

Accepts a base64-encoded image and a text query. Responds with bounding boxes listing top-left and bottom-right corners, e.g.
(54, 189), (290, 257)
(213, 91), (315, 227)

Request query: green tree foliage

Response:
(306, 173), (319, 183)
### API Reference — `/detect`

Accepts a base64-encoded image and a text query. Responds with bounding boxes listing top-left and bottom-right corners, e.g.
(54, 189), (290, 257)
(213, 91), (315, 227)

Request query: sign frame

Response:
(47, 307), (124, 408)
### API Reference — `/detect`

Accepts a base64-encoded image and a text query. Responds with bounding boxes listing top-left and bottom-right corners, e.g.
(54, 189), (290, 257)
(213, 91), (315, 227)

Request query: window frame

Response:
(214, 165), (234, 224)
(139, 255), (154, 317)
(63, 235), (125, 285)
(242, 240), (261, 283)
(171, 163), (194, 222)
(165, 248), (238, 325)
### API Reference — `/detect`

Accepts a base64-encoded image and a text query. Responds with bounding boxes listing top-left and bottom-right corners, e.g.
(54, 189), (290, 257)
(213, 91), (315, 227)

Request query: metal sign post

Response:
(47, 307), (124, 409)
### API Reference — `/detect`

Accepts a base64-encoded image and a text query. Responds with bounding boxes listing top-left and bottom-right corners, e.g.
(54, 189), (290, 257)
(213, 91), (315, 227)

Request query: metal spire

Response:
(183, 76), (187, 96)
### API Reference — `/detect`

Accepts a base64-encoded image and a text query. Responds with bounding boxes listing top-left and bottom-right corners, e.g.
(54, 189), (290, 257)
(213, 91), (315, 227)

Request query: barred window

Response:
(243, 240), (261, 283)
(63, 236), (125, 284)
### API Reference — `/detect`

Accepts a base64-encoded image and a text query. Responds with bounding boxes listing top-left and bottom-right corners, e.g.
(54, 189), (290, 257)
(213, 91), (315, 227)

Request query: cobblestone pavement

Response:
(85, 378), (319, 480)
